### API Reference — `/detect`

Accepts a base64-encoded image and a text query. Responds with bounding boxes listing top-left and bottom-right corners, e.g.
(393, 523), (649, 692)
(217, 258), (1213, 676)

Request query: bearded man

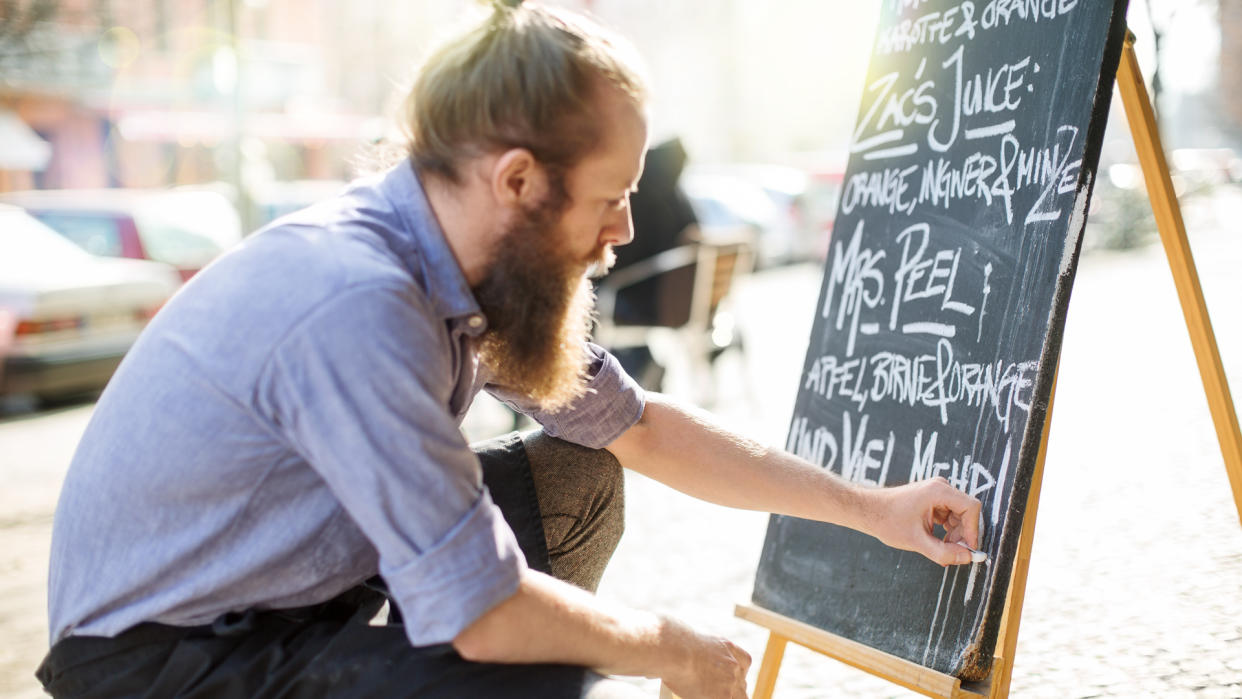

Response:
(39, 4), (982, 699)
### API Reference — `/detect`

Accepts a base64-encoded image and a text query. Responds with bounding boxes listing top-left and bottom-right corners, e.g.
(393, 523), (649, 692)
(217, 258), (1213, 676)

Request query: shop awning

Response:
(0, 109), (52, 171)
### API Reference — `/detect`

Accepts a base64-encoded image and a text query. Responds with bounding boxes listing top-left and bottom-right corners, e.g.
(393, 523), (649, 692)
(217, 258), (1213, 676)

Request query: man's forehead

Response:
(596, 150), (644, 195)
(614, 152), (645, 190)
(566, 148), (642, 199)
(595, 104), (649, 188)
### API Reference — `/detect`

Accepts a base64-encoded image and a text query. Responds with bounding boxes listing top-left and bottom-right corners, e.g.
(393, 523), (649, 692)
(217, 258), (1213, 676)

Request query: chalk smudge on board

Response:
(931, 566), (961, 664)
(1059, 170), (1094, 278)
(923, 567), (951, 665)
(963, 559), (988, 602)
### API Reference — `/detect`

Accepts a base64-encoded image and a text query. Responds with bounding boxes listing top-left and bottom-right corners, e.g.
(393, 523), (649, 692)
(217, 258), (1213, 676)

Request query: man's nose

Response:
(604, 204), (635, 248)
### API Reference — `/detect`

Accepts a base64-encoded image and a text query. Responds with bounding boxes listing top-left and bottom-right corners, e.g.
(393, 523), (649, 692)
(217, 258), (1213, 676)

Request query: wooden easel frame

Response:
(723, 30), (1242, 699)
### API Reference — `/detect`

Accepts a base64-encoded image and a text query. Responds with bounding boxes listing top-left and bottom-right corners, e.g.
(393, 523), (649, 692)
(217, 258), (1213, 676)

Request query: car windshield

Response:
(133, 193), (242, 268)
(683, 175), (780, 227)
(31, 211), (125, 257)
(0, 209), (94, 271)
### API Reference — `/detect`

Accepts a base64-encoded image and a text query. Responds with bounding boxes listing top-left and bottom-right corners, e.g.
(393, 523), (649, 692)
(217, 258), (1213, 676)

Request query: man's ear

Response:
(491, 148), (549, 208)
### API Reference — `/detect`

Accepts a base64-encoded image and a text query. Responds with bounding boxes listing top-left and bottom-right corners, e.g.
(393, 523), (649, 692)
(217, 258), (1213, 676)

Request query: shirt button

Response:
(467, 314), (485, 329)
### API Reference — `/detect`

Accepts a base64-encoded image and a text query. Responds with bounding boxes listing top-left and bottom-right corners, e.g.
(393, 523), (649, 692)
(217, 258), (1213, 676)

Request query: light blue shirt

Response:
(47, 161), (645, 647)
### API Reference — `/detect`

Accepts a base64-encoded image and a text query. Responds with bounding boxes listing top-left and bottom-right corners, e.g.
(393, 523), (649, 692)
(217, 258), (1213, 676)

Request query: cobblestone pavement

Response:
(0, 405), (93, 699)
(3, 192), (1242, 697)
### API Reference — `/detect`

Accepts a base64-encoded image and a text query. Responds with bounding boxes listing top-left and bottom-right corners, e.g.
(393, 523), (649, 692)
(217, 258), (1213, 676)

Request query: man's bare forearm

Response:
(606, 393), (982, 566)
(607, 394), (874, 529)
(452, 570), (749, 697)
(453, 570), (661, 671)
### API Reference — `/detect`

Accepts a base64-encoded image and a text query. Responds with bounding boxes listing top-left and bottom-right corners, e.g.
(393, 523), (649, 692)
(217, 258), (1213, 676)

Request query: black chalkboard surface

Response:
(752, 0), (1130, 681)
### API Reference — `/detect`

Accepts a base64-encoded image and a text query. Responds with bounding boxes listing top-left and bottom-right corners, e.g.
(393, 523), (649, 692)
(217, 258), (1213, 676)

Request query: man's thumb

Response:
(927, 539), (973, 567)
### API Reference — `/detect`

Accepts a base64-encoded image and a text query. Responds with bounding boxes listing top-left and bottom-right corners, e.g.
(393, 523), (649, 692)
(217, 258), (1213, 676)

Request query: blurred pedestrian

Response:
(606, 136), (700, 390)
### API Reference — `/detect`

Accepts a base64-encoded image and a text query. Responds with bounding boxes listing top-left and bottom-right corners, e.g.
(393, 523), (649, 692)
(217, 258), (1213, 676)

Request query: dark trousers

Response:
(37, 431), (639, 698)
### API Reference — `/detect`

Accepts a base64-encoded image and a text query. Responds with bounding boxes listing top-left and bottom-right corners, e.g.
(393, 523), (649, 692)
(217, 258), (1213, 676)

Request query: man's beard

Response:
(472, 196), (611, 413)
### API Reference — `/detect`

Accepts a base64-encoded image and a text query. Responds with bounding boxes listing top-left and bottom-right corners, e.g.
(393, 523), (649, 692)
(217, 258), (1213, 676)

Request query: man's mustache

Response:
(585, 245), (616, 280)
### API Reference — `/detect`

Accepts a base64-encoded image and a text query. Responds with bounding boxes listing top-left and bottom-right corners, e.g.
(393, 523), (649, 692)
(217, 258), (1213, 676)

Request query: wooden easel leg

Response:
(1115, 32), (1242, 526)
(988, 367), (1060, 699)
(752, 632), (789, 699)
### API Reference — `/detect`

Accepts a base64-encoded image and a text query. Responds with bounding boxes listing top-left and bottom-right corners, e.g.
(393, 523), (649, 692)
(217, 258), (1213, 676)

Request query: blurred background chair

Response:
(594, 236), (753, 406)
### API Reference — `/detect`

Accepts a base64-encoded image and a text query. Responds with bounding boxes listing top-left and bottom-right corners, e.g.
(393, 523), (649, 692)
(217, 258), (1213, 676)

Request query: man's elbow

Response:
(452, 623), (498, 663)
(451, 586), (525, 662)
(606, 392), (665, 464)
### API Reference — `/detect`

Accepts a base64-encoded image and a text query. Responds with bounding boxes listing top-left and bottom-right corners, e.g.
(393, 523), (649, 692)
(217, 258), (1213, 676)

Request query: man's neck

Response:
(419, 167), (499, 288)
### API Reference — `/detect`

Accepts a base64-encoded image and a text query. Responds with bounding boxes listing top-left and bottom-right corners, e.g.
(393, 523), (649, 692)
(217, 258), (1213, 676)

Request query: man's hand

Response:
(657, 616), (751, 699)
(867, 477), (982, 567)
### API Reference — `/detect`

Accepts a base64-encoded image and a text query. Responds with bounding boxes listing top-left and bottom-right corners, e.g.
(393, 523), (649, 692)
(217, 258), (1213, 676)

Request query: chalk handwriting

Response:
(843, 32), (1091, 226)
(788, 411), (1009, 503)
(882, 2), (978, 53)
(1024, 125), (1083, 224)
(787, 411), (897, 488)
(841, 412), (896, 487)
(883, 0), (1081, 55)
(788, 415), (838, 471)
(890, 223), (977, 333)
(909, 429), (997, 499)
(841, 123), (1083, 225)
(822, 220), (887, 356)
(803, 338), (1039, 432)
(840, 165), (922, 216)
(819, 219), (994, 361)
(977, 262), (993, 341)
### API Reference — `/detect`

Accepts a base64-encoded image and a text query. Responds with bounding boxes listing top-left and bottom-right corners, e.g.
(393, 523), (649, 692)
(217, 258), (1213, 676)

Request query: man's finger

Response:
(934, 481), (982, 548)
(733, 650), (750, 670)
(959, 500), (981, 548)
(929, 537), (974, 566)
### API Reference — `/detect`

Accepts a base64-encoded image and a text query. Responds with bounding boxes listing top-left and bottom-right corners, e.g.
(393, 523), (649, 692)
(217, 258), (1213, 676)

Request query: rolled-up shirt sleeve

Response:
(255, 281), (525, 647)
(485, 342), (646, 450)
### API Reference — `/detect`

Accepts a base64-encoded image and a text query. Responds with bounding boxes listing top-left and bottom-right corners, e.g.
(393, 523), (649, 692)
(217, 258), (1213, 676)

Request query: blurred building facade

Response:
(0, 0), (442, 200)
(1, 0), (883, 201)
(2, 0), (1240, 201)
(1222, 0), (1242, 146)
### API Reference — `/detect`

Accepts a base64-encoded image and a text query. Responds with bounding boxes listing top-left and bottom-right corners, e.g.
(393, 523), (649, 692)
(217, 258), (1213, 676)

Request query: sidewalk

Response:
(0, 405), (92, 699)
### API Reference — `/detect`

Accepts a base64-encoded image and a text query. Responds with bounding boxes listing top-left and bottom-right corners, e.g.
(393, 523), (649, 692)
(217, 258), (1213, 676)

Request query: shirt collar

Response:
(378, 160), (485, 332)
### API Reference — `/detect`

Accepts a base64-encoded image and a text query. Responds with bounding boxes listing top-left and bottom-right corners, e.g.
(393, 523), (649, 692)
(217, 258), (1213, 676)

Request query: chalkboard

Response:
(752, 0), (1130, 681)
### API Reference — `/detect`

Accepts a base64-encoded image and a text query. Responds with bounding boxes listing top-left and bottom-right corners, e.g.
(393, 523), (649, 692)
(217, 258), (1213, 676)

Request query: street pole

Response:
(227, 0), (254, 232)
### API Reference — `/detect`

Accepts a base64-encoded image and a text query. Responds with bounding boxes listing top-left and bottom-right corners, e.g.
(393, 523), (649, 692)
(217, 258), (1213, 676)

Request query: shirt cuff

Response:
(498, 343), (645, 449)
(382, 491), (526, 647)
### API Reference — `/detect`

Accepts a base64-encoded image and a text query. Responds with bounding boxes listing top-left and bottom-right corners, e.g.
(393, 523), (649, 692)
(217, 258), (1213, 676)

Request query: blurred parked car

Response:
(0, 188), (242, 281)
(803, 164), (846, 261)
(682, 162), (842, 267)
(681, 170), (786, 268)
(250, 179), (348, 228)
(0, 205), (181, 401)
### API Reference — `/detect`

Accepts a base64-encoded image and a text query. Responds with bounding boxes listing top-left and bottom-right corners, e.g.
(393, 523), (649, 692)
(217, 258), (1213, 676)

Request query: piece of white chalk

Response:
(957, 543), (988, 563)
